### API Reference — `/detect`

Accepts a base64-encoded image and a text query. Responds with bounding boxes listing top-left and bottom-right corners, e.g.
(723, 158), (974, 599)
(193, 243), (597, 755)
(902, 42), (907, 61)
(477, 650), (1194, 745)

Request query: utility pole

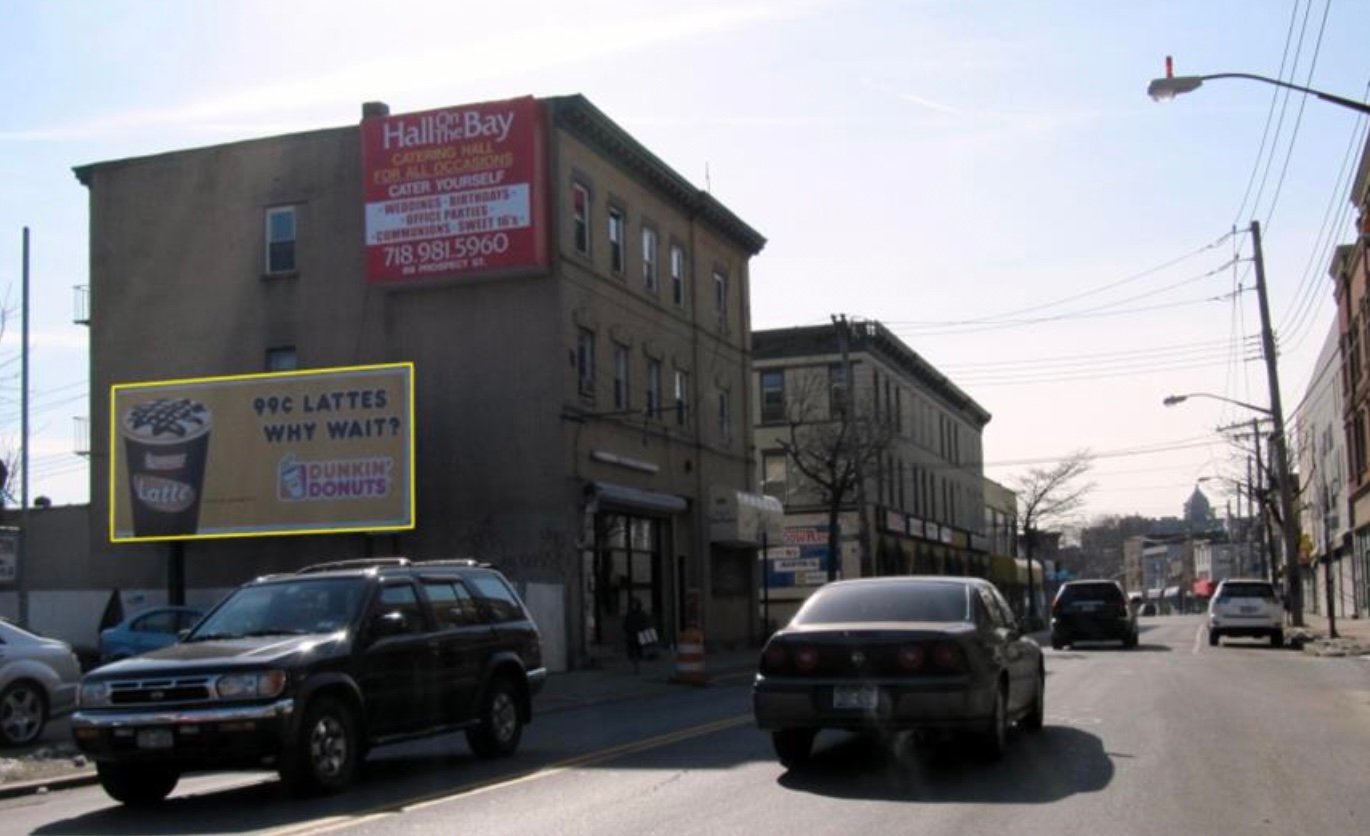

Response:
(1250, 220), (1304, 626)
(1322, 480), (1338, 638)
(18, 227), (30, 629)
(831, 314), (870, 581)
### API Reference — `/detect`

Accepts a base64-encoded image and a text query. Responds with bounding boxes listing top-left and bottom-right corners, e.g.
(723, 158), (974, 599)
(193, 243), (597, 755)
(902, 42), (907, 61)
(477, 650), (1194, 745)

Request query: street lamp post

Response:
(1148, 68), (1370, 116)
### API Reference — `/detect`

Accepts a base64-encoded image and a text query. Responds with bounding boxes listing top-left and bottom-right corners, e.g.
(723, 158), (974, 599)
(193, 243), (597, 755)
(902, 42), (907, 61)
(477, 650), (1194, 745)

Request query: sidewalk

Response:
(1293, 611), (1370, 657)
(536, 645), (759, 713)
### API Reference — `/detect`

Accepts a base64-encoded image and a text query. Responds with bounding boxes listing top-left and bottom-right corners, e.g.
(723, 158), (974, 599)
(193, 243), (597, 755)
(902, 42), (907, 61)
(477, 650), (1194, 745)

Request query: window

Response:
(572, 183), (591, 255)
(763, 452), (788, 499)
(265, 206), (296, 274)
(674, 369), (690, 427)
(760, 369), (786, 422)
(608, 207), (625, 274)
(577, 328), (595, 396)
(467, 572), (525, 623)
(717, 389), (732, 443)
(642, 227), (658, 291)
(266, 346), (298, 371)
(133, 611), (177, 634)
(713, 270), (728, 323)
(375, 583), (424, 634)
(423, 580), (481, 627)
(613, 343), (629, 410)
(670, 244), (686, 307)
(646, 359), (662, 419)
(828, 363), (849, 418)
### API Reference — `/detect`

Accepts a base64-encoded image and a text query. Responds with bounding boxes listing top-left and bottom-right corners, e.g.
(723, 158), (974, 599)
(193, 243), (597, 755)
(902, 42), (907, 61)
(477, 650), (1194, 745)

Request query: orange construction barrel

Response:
(673, 627), (708, 685)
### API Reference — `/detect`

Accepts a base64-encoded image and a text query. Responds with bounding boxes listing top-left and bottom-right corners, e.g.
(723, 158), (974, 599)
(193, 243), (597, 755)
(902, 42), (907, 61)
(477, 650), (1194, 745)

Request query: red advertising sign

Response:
(361, 96), (547, 284)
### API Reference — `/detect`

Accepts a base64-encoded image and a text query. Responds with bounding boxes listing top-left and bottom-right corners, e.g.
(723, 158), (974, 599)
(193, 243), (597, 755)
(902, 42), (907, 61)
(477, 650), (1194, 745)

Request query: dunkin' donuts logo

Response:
(131, 474), (197, 512)
(278, 454), (393, 502)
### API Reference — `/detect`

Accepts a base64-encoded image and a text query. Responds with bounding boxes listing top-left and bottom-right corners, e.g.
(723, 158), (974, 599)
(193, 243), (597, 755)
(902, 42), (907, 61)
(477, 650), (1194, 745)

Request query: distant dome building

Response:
(1185, 486), (1215, 532)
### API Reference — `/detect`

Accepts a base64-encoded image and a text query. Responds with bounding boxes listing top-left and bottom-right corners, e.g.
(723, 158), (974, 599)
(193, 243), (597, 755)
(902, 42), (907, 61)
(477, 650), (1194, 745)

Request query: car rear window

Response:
(1219, 582), (1276, 599)
(1058, 583), (1123, 603)
(792, 582), (972, 624)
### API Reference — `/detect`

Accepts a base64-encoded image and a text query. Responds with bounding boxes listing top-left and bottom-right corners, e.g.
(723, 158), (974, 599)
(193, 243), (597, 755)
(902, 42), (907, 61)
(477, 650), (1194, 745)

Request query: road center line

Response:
(269, 713), (753, 836)
(1193, 623), (1205, 654)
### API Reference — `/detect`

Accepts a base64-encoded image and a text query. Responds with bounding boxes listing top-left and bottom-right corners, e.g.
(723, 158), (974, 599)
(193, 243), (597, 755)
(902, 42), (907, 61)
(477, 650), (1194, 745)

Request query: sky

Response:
(2, 0), (1368, 527)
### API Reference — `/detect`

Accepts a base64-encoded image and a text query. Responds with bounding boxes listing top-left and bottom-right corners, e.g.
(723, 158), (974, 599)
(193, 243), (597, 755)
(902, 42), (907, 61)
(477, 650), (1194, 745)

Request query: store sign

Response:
(110, 364), (415, 543)
(361, 96), (548, 284)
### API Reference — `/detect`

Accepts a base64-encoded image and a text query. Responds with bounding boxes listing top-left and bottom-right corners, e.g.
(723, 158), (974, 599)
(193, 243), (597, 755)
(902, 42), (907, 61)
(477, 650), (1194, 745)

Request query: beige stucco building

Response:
(751, 321), (991, 625)
(64, 95), (766, 668)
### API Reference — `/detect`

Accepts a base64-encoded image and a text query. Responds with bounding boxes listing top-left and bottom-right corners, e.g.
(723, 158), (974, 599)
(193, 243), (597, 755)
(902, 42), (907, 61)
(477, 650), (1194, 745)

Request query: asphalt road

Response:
(6, 615), (1370, 835)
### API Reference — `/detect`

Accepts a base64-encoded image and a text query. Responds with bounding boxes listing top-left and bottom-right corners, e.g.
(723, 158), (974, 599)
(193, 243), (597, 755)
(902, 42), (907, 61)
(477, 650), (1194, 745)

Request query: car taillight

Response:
(762, 644), (787, 672)
(1052, 599), (1063, 614)
(930, 641), (965, 672)
(897, 644), (926, 671)
(794, 646), (819, 673)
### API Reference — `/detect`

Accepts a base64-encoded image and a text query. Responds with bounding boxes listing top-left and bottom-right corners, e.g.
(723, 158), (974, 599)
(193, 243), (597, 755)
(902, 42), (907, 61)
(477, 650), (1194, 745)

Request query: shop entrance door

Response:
(592, 513), (662, 652)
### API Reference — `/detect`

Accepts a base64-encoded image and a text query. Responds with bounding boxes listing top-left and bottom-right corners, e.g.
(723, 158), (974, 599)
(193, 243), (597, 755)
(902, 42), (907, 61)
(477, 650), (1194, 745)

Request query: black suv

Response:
(1050, 579), (1138, 650)
(72, 558), (545, 805)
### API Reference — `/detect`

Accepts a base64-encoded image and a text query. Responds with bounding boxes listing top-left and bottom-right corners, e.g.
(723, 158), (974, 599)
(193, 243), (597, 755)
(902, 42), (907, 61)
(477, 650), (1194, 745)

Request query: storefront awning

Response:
(709, 487), (783, 546)
(588, 481), (687, 514)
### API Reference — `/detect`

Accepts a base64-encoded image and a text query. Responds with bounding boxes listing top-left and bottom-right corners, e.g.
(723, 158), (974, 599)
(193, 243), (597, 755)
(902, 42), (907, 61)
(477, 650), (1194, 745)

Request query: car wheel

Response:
(1272, 630), (1285, 648)
(771, 728), (816, 768)
(466, 675), (523, 758)
(0, 681), (48, 747)
(1050, 637), (1063, 650)
(1021, 668), (1045, 732)
(978, 684), (1009, 761)
(1209, 629), (1219, 647)
(279, 695), (360, 796)
(96, 762), (179, 806)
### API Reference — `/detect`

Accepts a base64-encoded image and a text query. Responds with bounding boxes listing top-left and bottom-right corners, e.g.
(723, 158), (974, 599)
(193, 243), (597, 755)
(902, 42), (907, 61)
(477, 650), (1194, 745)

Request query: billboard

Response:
(361, 96), (548, 284)
(110, 363), (414, 543)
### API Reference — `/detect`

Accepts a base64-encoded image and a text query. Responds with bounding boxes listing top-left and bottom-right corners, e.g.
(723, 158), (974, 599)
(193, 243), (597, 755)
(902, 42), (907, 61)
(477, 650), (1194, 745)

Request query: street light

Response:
(1148, 69), (1370, 116)
(1145, 57), (1335, 627)
(1163, 392), (1271, 415)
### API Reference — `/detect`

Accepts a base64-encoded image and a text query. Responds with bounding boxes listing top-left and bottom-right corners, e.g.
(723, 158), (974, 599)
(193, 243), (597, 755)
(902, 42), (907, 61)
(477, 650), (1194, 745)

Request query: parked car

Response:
(1050, 579), (1138, 649)
(98, 606), (205, 664)
(0, 619), (83, 747)
(1208, 578), (1284, 647)
(752, 576), (1044, 767)
(72, 558), (545, 805)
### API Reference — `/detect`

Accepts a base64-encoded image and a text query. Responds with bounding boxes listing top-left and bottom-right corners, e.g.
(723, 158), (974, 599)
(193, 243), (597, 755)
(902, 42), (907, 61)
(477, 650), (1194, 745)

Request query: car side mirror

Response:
(370, 610), (408, 638)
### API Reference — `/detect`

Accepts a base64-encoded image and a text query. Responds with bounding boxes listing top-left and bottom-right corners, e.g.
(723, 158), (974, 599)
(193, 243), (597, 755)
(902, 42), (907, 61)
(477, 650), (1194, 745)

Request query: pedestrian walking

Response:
(624, 597), (651, 673)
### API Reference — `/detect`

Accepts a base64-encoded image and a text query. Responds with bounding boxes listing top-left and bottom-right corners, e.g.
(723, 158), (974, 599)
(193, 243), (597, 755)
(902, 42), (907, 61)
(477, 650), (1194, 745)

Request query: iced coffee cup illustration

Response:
(122, 398), (212, 536)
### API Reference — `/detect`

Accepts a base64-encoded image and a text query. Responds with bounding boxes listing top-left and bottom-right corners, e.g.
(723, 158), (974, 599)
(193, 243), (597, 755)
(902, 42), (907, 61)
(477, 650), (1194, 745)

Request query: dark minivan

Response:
(1050, 579), (1138, 649)
(72, 558), (544, 805)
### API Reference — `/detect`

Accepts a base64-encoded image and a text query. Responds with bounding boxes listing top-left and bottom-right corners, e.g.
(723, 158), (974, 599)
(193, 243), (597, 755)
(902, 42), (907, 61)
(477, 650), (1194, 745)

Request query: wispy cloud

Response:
(1, 3), (817, 144)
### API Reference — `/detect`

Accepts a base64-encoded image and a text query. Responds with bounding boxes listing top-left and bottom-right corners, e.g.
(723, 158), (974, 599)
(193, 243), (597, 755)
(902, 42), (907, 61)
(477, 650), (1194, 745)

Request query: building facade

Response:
(751, 321), (991, 624)
(69, 95), (767, 668)
(1296, 320), (1359, 618)
(1332, 133), (1370, 620)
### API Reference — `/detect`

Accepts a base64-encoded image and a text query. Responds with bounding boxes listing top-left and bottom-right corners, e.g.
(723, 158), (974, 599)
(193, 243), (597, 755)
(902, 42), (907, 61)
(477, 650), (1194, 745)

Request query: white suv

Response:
(1208, 579), (1285, 647)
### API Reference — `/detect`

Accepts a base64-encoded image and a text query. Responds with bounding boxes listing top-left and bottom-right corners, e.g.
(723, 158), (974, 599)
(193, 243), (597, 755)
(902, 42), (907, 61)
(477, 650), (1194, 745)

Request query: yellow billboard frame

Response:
(109, 362), (416, 543)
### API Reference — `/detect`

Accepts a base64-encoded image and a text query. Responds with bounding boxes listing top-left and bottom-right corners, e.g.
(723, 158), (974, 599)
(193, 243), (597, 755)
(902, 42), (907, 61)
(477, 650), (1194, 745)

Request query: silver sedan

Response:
(0, 619), (82, 746)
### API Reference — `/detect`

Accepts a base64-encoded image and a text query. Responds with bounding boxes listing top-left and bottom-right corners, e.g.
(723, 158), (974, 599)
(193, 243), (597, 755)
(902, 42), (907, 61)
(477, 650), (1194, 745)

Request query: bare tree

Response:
(776, 367), (895, 581)
(1012, 450), (1095, 625)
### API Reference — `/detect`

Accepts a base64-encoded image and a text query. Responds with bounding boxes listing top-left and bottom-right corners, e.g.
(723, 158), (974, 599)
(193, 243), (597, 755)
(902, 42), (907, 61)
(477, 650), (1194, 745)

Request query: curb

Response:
(0, 768), (99, 800)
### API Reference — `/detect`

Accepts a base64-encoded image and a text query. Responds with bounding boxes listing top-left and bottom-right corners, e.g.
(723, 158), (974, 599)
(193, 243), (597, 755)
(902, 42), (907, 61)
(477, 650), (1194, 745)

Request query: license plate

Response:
(833, 685), (879, 710)
(1240, 606), (1258, 615)
(136, 729), (174, 750)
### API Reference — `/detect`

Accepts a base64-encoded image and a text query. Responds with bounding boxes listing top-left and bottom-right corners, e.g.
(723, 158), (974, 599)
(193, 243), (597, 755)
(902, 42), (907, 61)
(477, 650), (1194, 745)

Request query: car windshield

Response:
(792, 582), (972, 625)
(186, 578), (366, 641)
(1219, 583), (1276, 600)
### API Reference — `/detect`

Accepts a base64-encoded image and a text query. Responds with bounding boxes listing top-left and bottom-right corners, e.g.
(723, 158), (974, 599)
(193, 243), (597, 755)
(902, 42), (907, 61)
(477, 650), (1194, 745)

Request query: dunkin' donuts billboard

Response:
(110, 363), (414, 542)
(361, 96), (548, 284)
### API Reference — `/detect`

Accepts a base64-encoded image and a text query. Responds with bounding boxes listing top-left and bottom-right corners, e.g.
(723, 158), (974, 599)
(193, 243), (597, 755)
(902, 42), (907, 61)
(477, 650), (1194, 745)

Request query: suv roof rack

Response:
(297, 557), (412, 574)
(414, 558), (491, 569)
